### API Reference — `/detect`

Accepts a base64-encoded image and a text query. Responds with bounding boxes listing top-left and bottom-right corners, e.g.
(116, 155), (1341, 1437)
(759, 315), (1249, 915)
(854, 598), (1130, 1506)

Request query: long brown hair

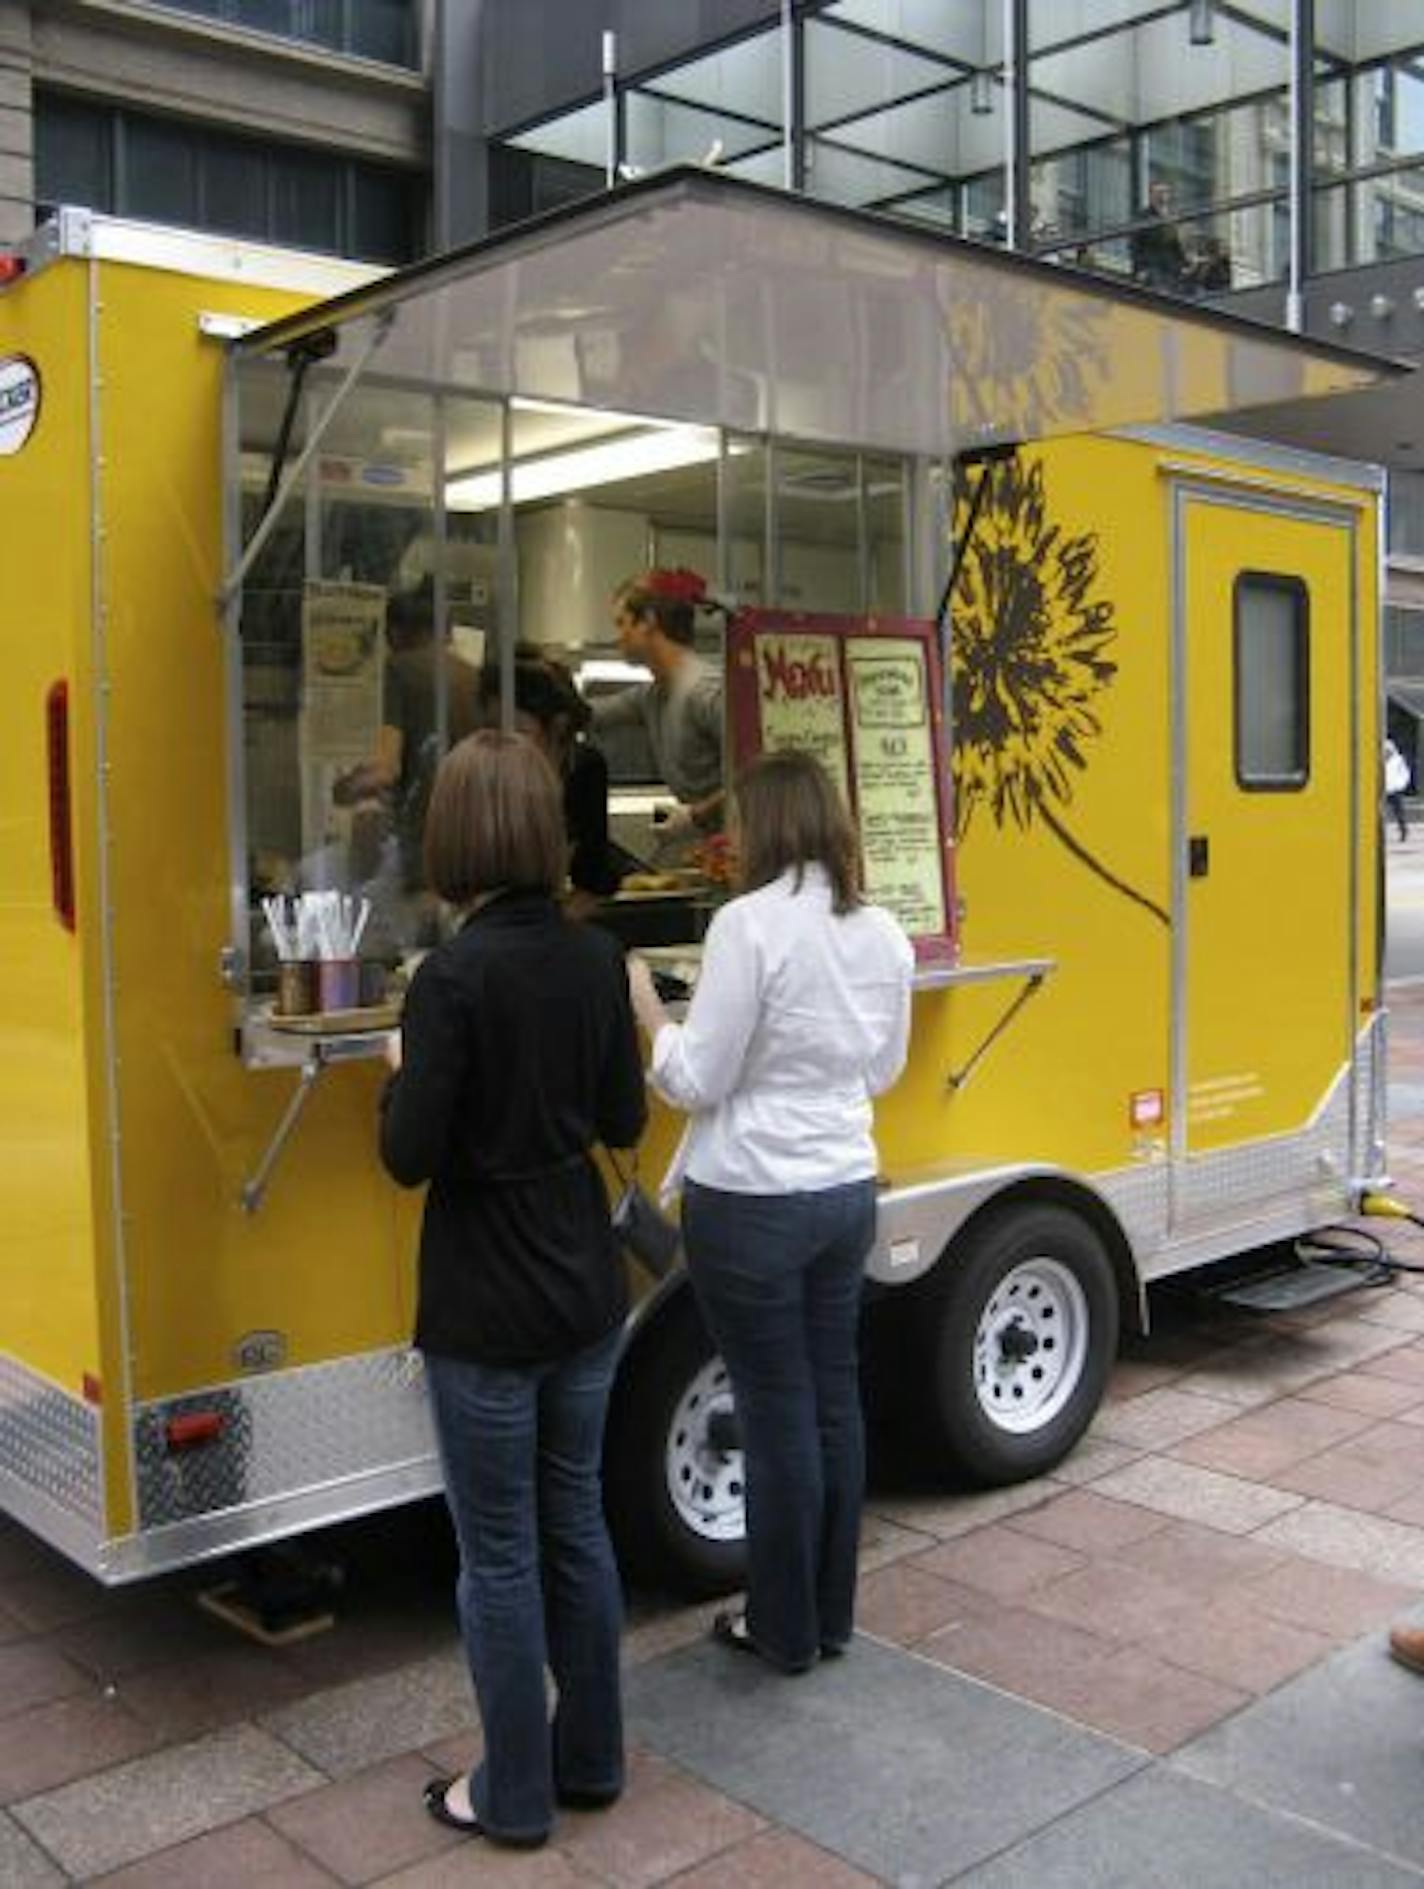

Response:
(422, 729), (565, 905)
(734, 749), (863, 915)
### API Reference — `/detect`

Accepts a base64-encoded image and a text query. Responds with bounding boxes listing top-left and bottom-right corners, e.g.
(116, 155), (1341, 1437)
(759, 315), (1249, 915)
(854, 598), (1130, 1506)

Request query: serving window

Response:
(227, 345), (921, 1067)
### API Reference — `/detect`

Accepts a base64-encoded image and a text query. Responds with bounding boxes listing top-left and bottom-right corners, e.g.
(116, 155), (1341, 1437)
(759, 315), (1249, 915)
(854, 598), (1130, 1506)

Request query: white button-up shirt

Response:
(649, 864), (914, 1196)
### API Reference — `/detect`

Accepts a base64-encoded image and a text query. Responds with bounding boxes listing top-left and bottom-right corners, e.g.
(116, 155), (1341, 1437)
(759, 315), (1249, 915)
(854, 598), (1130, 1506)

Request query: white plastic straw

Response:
(267, 890), (370, 960)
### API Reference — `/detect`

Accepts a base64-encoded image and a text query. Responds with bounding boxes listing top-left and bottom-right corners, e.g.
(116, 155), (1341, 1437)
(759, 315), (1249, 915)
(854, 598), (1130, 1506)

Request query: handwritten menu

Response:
(846, 638), (947, 936)
(732, 612), (952, 949)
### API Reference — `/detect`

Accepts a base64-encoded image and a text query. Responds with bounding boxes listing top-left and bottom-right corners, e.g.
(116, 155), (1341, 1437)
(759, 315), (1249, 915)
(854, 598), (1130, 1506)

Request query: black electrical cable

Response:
(1293, 1221), (1424, 1283)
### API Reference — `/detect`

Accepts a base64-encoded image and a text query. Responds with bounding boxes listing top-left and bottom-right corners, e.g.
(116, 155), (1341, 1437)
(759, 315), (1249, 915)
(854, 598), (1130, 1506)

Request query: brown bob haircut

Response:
(422, 729), (566, 905)
(735, 748), (863, 916)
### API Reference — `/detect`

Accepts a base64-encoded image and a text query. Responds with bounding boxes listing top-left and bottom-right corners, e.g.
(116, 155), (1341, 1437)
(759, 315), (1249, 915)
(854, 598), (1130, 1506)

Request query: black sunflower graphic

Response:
(951, 455), (1168, 927)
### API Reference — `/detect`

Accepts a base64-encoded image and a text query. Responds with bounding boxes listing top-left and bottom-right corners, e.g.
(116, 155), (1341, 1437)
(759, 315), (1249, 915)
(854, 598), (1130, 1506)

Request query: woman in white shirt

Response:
(627, 750), (914, 1672)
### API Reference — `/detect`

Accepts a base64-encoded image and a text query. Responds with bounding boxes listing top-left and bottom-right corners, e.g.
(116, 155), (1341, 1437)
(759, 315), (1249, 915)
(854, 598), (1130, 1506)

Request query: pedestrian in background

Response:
(1386, 736), (1410, 842)
(1130, 179), (1190, 292)
(380, 730), (645, 1848)
(627, 749), (914, 1673)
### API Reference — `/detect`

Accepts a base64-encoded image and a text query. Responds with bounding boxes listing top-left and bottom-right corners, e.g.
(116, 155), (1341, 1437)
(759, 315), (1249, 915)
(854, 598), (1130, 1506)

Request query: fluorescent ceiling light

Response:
(511, 395), (671, 429)
(447, 425), (720, 510)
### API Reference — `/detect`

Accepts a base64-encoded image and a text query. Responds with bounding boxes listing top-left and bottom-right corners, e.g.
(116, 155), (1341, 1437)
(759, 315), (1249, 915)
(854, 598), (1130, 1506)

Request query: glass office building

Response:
(496, 4), (1424, 295)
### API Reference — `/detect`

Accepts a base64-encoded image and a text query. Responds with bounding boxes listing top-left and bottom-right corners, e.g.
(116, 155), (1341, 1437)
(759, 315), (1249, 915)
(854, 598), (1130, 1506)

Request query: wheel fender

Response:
(614, 1271), (700, 1377)
(926, 1177), (1145, 1336)
(874, 1171), (1144, 1336)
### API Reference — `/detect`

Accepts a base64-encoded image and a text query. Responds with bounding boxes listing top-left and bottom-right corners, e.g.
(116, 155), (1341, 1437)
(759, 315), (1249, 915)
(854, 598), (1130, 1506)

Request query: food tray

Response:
(267, 1001), (402, 1036)
(612, 874), (711, 902)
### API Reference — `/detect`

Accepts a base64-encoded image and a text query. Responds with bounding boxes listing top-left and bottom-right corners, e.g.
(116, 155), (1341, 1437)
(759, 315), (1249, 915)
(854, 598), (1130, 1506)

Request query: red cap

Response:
(645, 567), (707, 605)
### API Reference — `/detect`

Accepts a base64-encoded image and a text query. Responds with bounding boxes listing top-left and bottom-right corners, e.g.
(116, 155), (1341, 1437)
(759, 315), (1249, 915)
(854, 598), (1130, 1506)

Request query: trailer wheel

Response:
(917, 1203), (1117, 1485)
(604, 1289), (747, 1598)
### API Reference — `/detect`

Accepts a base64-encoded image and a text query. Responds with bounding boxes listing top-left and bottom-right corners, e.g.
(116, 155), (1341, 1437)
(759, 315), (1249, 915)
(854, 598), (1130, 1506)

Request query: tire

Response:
(912, 1203), (1118, 1486)
(603, 1288), (747, 1598)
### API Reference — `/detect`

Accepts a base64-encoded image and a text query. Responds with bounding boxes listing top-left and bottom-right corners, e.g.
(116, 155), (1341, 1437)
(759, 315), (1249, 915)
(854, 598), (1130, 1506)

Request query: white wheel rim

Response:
(972, 1256), (1090, 1435)
(665, 1356), (745, 1542)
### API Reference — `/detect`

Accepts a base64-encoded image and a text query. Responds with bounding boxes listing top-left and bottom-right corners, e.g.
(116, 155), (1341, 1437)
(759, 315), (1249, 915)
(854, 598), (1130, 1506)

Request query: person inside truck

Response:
(626, 749), (914, 1673)
(475, 648), (625, 902)
(592, 567), (724, 855)
(379, 729), (646, 1848)
(333, 579), (481, 891)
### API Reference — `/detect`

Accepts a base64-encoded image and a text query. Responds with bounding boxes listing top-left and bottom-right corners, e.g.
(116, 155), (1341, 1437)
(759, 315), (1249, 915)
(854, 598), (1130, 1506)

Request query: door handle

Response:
(1189, 834), (1210, 879)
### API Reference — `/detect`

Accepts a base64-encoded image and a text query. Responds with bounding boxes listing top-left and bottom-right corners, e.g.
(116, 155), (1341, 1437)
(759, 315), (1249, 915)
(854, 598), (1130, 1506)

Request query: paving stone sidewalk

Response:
(8, 992), (1424, 1882)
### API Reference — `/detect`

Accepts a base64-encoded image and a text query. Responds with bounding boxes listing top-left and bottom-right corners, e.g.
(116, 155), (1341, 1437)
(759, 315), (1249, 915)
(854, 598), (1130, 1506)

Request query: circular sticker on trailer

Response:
(0, 355), (39, 454)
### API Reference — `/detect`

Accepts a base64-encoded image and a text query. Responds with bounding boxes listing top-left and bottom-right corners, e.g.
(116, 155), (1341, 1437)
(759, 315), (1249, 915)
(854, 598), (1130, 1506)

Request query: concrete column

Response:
(433, 0), (489, 247)
(0, 2), (33, 246)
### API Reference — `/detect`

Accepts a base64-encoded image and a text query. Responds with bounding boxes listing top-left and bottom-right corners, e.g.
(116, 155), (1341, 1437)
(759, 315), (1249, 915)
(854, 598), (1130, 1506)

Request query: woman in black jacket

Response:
(380, 729), (646, 1849)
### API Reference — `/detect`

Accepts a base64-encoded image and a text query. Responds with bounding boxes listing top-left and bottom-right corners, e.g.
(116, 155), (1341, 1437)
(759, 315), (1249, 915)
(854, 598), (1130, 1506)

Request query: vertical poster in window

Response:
(847, 637), (946, 936)
(300, 580), (386, 855)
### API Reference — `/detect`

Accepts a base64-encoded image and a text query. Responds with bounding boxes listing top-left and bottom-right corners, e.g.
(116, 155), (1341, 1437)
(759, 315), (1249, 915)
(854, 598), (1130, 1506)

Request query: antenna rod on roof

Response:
(934, 441), (1019, 644)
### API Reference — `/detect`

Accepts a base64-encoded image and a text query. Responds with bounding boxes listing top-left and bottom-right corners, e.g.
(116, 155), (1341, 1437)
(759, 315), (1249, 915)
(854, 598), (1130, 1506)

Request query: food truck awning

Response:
(238, 167), (1399, 461)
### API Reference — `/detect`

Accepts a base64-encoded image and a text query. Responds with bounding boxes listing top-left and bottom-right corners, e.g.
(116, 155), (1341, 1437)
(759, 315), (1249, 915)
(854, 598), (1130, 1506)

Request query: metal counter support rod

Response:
(945, 970), (1048, 1094)
(240, 1052), (327, 1214)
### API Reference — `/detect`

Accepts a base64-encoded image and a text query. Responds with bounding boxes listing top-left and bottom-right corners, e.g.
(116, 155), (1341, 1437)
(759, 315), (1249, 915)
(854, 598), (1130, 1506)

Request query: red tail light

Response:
(165, 1410), (226, 1451)
(46, 681), (75, 932)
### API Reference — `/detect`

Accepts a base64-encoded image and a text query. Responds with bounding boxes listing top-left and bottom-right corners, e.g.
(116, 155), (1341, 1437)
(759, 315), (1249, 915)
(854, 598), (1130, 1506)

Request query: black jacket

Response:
(380, 892), (647, 1364)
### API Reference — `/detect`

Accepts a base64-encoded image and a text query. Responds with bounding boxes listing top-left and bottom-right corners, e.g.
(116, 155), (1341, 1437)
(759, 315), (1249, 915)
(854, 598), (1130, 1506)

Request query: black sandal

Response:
(422, 1777), (550, 1849)
(557, 1784), (622, 1811)
(711, 1609), (758, 1656)
(711, 1610), (816, 1674)
(423, 1777), (485, 1836)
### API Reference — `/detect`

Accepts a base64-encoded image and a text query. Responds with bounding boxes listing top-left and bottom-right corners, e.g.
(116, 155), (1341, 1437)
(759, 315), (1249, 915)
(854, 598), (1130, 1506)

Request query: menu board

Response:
(847, 638), (947, 937)
(728, 611), (954, 958)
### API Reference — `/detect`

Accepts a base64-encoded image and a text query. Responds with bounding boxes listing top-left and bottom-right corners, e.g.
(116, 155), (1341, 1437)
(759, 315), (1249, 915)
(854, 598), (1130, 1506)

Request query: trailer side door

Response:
(1173, 486), (1358, 1229)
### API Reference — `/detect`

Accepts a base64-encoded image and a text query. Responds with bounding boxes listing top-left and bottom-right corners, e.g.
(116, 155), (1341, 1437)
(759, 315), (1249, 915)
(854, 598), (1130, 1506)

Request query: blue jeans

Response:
(424, 1326), (624, 1843)
(682, 1177), (878, 1671)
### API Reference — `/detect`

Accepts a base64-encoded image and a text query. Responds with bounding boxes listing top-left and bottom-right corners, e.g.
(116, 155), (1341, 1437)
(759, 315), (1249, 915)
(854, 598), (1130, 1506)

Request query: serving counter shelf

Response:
(910, 956), (1058, 1093)
(240, 1000), (403, 1214)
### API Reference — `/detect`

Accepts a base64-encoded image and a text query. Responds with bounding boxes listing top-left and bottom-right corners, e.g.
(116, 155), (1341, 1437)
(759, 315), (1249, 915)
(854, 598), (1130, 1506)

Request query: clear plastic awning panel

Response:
(238, 169), (1395, 461)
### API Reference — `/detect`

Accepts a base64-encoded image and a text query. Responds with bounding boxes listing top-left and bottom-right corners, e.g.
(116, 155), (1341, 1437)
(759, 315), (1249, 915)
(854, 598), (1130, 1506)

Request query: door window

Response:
(1235, 572), (1309, 790)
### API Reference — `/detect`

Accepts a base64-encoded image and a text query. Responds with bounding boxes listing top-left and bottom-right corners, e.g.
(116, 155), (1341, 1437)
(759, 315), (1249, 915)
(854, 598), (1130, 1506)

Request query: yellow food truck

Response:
(0, 171), (1399, 1597)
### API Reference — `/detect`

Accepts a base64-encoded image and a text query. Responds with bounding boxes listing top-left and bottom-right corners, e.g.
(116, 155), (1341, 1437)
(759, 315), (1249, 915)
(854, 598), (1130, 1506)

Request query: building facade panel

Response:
(36, 6), (427, 164)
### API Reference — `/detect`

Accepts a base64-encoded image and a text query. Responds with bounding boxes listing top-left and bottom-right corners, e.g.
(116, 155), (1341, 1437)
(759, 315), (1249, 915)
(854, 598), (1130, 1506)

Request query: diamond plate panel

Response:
(135, 1348), (435, 1530)
(0, 1352), (102, 1527)
(1096, 1163), (1169, 1251)
(1177, 1069), (1351, 1222)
